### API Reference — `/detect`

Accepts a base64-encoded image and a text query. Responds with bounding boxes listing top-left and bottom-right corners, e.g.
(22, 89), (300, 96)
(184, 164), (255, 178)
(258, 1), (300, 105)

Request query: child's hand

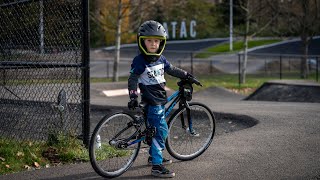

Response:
(128, 98), (138, 110)
(187, 73), (202, 86)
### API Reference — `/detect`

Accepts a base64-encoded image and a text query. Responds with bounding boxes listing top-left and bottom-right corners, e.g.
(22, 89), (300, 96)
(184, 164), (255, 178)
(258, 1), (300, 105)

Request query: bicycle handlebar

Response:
(190, 77), (203, 87)
(178, 76), (203, 87)
(129, 76), (202, 110)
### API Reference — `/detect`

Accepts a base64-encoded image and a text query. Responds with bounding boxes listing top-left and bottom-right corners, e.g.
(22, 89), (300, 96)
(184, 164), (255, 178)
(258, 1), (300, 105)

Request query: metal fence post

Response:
(107, 60), (109, 78)
(1, 69), (5, 86)
(317, 57), (319, 82)
(280, 55), (282, 80)
(190, 52), (193, 75)
(82, 0), (90, 147)
(238, 53), (241, 87)
(264, 58), (267, 75)
(288, 58), (291, 72)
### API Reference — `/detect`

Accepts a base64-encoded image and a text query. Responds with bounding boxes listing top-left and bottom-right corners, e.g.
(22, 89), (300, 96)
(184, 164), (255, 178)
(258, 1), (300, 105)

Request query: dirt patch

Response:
(245, 80), (320, 103)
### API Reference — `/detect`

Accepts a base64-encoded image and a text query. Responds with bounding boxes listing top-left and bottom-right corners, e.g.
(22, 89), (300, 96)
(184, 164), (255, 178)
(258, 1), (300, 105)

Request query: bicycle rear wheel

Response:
(166, 102), (215, 161)
(89, 112), (141, 178)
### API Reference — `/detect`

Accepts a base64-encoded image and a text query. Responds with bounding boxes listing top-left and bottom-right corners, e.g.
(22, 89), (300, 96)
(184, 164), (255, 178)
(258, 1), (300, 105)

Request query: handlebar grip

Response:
(191, 77), (202, 87)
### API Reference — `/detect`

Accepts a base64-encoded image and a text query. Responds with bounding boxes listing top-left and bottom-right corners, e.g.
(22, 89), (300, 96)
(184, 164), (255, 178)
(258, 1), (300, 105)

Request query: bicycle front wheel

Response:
(166, 102), (215, 161)
(89, 112), (141, 178)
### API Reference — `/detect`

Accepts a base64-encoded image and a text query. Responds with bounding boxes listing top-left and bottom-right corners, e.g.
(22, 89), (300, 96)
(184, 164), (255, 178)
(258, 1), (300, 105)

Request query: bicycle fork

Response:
(179, 102), (199, 136)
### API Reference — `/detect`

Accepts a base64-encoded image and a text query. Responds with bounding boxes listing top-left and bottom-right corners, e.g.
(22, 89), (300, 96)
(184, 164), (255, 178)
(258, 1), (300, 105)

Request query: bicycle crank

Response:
(109, 139), (128, 149)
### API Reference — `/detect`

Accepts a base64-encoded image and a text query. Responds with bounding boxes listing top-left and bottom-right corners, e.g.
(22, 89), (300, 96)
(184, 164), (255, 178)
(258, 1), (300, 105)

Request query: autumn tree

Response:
(90, 0), (150, 82)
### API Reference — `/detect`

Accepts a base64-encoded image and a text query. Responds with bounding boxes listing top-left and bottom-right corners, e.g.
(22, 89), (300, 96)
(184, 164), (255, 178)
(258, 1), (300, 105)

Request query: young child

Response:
(127, 20), (194, 178)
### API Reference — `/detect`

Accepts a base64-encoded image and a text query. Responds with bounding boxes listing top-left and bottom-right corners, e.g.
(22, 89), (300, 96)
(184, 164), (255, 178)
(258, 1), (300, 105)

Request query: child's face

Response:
(144, 38), (161, 53)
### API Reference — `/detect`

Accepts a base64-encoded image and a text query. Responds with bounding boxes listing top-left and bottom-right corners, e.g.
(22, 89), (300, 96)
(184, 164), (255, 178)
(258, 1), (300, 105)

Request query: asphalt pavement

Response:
(2, 81), (320, 180)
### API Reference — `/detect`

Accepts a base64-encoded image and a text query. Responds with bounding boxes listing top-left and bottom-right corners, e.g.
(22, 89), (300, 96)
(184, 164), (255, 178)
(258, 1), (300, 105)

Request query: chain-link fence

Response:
(0, 0), (90, 145)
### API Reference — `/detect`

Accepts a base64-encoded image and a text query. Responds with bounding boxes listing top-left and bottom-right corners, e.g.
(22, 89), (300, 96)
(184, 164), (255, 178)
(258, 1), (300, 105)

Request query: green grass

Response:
(165, 73), (319, 95)
(0, 133), (89, 175)
(91, 76), (128, 83)
(0, 130), (137, 175)
(0, 139), (47, 175)
(165, 74), (272, 94)
(195, 39), (282, 58)
(95, 144), (132, 160)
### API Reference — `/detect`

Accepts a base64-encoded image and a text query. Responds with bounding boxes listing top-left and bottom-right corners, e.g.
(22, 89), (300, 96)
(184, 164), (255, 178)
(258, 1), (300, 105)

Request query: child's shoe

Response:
(151, 164), (175, 178)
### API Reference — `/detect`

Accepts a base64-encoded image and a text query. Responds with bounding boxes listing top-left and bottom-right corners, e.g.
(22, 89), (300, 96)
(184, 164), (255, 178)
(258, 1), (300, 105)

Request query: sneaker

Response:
(151, 164), (175, 178)
(148, 156), (173, 166)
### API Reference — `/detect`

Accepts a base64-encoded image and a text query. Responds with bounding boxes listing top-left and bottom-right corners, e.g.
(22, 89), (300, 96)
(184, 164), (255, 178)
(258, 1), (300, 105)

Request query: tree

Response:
(90, 0), (149, 82)
(235, 0), (279, 83)
(274, 0), (320, 78)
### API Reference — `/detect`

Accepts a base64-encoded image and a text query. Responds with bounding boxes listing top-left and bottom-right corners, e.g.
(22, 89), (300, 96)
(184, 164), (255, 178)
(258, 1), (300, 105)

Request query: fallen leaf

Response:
(0, 157), (5, 161)
(17, 151), (24, 157)
(24, 165), (32, 170)
(34, 162), (40, 168)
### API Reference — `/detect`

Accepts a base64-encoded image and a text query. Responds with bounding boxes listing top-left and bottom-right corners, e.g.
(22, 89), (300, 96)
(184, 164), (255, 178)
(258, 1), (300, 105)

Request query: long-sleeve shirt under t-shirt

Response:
(128, 54), (188, 105)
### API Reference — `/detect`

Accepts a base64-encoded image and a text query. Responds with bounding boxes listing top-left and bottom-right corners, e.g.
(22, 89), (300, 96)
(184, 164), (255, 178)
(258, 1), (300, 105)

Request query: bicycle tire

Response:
(89, 112), (141, 178)
(166, 102), (215, 161)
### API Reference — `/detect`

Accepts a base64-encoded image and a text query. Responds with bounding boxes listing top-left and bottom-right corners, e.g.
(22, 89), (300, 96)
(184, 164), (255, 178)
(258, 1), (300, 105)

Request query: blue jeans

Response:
(147, 105), (168, 165)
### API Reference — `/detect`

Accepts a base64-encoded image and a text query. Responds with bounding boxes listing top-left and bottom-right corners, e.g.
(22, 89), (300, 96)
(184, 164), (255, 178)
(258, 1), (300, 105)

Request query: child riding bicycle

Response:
(127, 20), (197, 178)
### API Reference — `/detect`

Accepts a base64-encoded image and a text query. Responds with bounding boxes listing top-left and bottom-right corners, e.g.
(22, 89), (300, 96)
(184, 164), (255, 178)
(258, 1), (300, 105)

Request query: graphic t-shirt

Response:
(130, 54), (171, 105)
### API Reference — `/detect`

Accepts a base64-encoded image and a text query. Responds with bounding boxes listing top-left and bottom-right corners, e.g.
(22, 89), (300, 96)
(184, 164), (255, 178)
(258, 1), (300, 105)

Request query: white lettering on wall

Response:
(180, 21), (187, 38)
(162, 20), (197, 39)
(171, 21), (177, 39)
(190, 20), (197, 38)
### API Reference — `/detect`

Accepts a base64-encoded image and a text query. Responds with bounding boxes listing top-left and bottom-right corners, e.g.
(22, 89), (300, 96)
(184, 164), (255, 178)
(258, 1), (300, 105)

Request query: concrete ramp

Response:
(245, 80), (320, 103)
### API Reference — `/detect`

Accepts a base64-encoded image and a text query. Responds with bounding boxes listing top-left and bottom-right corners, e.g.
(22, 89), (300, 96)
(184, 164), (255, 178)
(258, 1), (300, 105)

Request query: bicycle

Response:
(89, 77), (216, 178)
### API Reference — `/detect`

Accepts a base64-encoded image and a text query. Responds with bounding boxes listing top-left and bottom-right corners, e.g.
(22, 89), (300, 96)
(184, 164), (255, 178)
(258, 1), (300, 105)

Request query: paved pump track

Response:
(245, 80), (320, 103)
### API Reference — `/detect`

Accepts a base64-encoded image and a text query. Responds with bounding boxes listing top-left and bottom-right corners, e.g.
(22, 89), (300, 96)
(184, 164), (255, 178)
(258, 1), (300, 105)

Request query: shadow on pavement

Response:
(90, 104), (259, 136)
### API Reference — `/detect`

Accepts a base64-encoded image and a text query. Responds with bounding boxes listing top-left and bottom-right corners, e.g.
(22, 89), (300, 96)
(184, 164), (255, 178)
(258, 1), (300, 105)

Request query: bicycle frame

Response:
(112, 86), (193, 148)
(125, 90), (182, 147)
(164, 91), (178, 116)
